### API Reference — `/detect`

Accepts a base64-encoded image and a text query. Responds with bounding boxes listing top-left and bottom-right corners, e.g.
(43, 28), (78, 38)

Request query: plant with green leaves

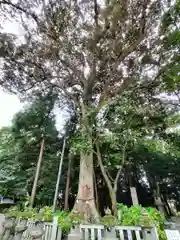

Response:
(117, 204), (167, 240)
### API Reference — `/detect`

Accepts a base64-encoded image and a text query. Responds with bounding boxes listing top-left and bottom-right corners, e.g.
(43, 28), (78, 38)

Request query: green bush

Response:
(57, 212), (85, 233)
(54, 210), (69, 218)
(118, 204), (143, 226)
(4, 206), (54, 221)
(101, 215), (118, 227)
(4, 206), (85, 234)
(146, 207), (167, 240)
(117, 204), (167, 240)
(68, 212), (85, 225)
(4, 206), (37, 219)
(58, 216), (72, 233)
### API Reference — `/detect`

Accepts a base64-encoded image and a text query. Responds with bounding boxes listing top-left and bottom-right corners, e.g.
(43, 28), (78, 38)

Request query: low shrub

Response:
(118, 204), (167, 240)
(4, 206), (84, 234)
(101, 215), (118, 227)
(4, 206), (53, 221)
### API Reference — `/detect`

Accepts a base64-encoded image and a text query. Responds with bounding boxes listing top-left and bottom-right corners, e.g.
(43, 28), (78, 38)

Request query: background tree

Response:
(0, 93), (66, 206)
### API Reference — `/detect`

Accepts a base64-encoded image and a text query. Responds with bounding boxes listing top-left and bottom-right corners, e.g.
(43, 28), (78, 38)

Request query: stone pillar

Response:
(67, 228), (81, 240)
(168, 199), (177, 216)
(104, 229), (117, 239)
(130, 187), (139, 206)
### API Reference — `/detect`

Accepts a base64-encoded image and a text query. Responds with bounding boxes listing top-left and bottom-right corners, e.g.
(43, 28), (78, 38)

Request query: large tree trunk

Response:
(72, 152), (99, 221)
(72, 102), (99, 221)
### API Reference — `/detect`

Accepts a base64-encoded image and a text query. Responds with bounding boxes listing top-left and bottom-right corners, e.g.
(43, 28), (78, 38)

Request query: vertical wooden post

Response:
(56, 228), (62, 240)
(64, 153), (72, 211)
(52, 138), (66, 212)
(30, 138), (45, 208)
(51, 217), (58, 240)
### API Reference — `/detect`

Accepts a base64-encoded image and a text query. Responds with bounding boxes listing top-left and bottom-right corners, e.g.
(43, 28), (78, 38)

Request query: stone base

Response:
(104, 230), (117, 239)
(67, 228), (81, 240)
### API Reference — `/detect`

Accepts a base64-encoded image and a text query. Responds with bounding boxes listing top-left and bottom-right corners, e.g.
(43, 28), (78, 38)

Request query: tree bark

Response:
(72, 152), (99, 221)
(72, 102), (99, 221)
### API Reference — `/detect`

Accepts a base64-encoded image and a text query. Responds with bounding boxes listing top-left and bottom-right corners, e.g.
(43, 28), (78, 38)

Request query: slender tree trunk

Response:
(162, 194), (171, 215)
(96, 142), (117, 216)
(113, 137), (127, 205)
(96, 138), (128, 216)
(30, 138), (45, 208)
(94, 170), (99, 211)
(64, 153), (72, 211)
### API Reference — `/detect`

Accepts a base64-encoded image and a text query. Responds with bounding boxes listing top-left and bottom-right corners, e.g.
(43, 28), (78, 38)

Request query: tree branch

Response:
(0, 0), (39, 24)
(113, 113), (134, 193)
(95, 141), (114, 193)
(96, 0), (151, 112)
(93, 0), (99, 26)
(113, 137), (128, 193)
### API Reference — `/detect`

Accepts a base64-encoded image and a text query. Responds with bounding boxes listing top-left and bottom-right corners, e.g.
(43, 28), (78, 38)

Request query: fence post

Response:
(51, 217), (58, 240)
(142, 227), (159, 240)
(56, 228), (62, 240)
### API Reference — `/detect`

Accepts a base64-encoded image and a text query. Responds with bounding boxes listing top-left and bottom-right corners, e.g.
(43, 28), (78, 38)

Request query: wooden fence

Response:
(67, 224), (159, 240)
(2, 213), (179, 240)
(0, 215), (61, 240)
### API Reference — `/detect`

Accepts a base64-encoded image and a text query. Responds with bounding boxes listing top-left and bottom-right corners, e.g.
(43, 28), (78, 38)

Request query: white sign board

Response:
(165, 230), (180, 240)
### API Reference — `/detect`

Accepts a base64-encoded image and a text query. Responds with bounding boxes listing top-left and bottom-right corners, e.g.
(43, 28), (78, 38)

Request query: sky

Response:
(0, 88), (23, 127)
(0, 21), (25, 128)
